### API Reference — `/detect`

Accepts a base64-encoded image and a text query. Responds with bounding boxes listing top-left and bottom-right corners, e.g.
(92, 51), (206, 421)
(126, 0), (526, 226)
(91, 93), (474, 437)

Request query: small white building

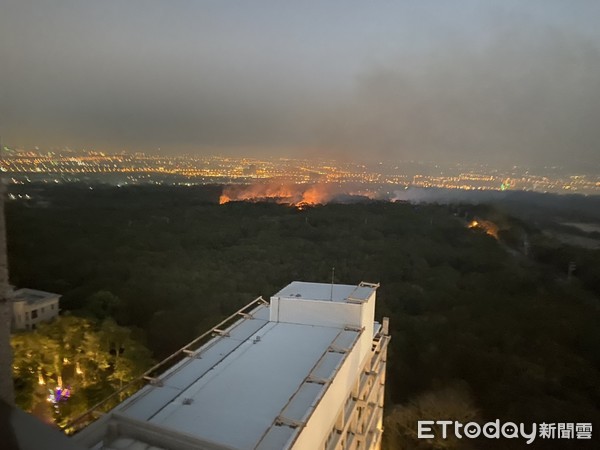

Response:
(11, 288), (60, 331)
(73, 281), (390, 450)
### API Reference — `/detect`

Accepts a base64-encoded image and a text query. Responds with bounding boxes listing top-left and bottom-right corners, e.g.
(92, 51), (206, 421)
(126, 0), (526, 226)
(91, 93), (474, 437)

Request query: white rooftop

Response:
(12, 288), (60, 305)
(76, 281), (380, 450)
(274, 281), (377, 303)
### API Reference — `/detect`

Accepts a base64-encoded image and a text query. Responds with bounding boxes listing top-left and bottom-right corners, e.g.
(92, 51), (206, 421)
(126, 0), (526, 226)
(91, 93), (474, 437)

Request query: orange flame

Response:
(220, 182), (340, 208)
(468, 219), (499, 239)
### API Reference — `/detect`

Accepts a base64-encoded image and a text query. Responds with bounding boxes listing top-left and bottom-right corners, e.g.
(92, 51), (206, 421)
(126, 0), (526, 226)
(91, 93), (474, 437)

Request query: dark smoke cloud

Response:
(1, 2), (600, 169)
(317, 28), (600, 168)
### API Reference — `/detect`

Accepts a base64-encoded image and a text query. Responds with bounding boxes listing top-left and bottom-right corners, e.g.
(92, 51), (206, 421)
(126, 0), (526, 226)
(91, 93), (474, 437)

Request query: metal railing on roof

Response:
(64, 296), (268, 434)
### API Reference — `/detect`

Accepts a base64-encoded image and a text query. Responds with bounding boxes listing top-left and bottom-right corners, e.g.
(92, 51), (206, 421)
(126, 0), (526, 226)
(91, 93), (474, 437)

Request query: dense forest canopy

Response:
(6, 184), (600, 449)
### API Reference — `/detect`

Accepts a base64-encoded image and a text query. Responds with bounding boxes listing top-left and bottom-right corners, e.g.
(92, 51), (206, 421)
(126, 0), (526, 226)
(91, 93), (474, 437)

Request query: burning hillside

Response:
(468, 219), (499, 239)
(219, 182), (376, 208)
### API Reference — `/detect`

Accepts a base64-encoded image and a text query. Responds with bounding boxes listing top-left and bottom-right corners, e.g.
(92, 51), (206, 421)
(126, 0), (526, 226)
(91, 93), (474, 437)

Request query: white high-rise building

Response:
(73, 281), (390, 450)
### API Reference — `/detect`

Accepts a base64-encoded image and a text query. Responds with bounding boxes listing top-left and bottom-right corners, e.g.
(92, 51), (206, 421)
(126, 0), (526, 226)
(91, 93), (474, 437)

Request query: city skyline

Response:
(2, 1), (600, 169)
(3, 148), (600, 196)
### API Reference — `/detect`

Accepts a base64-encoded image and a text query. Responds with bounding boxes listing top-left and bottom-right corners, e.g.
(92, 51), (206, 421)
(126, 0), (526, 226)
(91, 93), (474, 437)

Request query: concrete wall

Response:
(291, 329), (367, 450)
(12, 297), (59, 330)
(285, 290), (380, 450)
(270, 292), (376, 335)
(271, 297), (363, 328)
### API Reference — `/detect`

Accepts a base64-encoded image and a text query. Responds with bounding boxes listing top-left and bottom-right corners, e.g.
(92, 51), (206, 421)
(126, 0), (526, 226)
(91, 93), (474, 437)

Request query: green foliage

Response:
(6, 184), (600, 448)
(383, 384), (478, 450)
(84, 291), (121, 320)
(10, 315), (153, 427)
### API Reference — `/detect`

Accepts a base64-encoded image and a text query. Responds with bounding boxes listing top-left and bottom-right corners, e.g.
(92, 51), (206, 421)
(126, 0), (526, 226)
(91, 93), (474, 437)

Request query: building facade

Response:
(73, 281), (390, 450)
(11, 288), (60, 331)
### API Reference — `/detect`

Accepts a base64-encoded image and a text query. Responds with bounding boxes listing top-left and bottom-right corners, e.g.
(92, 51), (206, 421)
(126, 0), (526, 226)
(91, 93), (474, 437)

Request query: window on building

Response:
(25, 312), (29, 320)
(51, 304), (55, 310)
(41, 307), (45, 313)
(31, 310), (38, 319)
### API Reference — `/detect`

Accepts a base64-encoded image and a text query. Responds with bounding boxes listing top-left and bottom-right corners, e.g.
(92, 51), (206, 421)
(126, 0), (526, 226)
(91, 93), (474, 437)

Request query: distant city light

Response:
(2, 149), (599, 195)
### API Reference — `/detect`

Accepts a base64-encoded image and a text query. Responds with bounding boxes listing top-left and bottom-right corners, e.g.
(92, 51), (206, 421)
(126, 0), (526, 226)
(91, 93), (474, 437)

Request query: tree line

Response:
(7, 184), (600, 449)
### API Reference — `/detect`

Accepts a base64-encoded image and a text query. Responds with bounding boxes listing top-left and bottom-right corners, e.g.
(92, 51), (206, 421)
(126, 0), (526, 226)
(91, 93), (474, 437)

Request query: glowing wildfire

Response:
(219, 182), (376, 208)
(468, 219), (499, 239)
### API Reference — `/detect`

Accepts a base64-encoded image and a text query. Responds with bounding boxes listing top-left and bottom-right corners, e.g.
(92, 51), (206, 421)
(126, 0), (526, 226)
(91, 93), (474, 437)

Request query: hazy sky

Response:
(2, 1), (600, 168)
